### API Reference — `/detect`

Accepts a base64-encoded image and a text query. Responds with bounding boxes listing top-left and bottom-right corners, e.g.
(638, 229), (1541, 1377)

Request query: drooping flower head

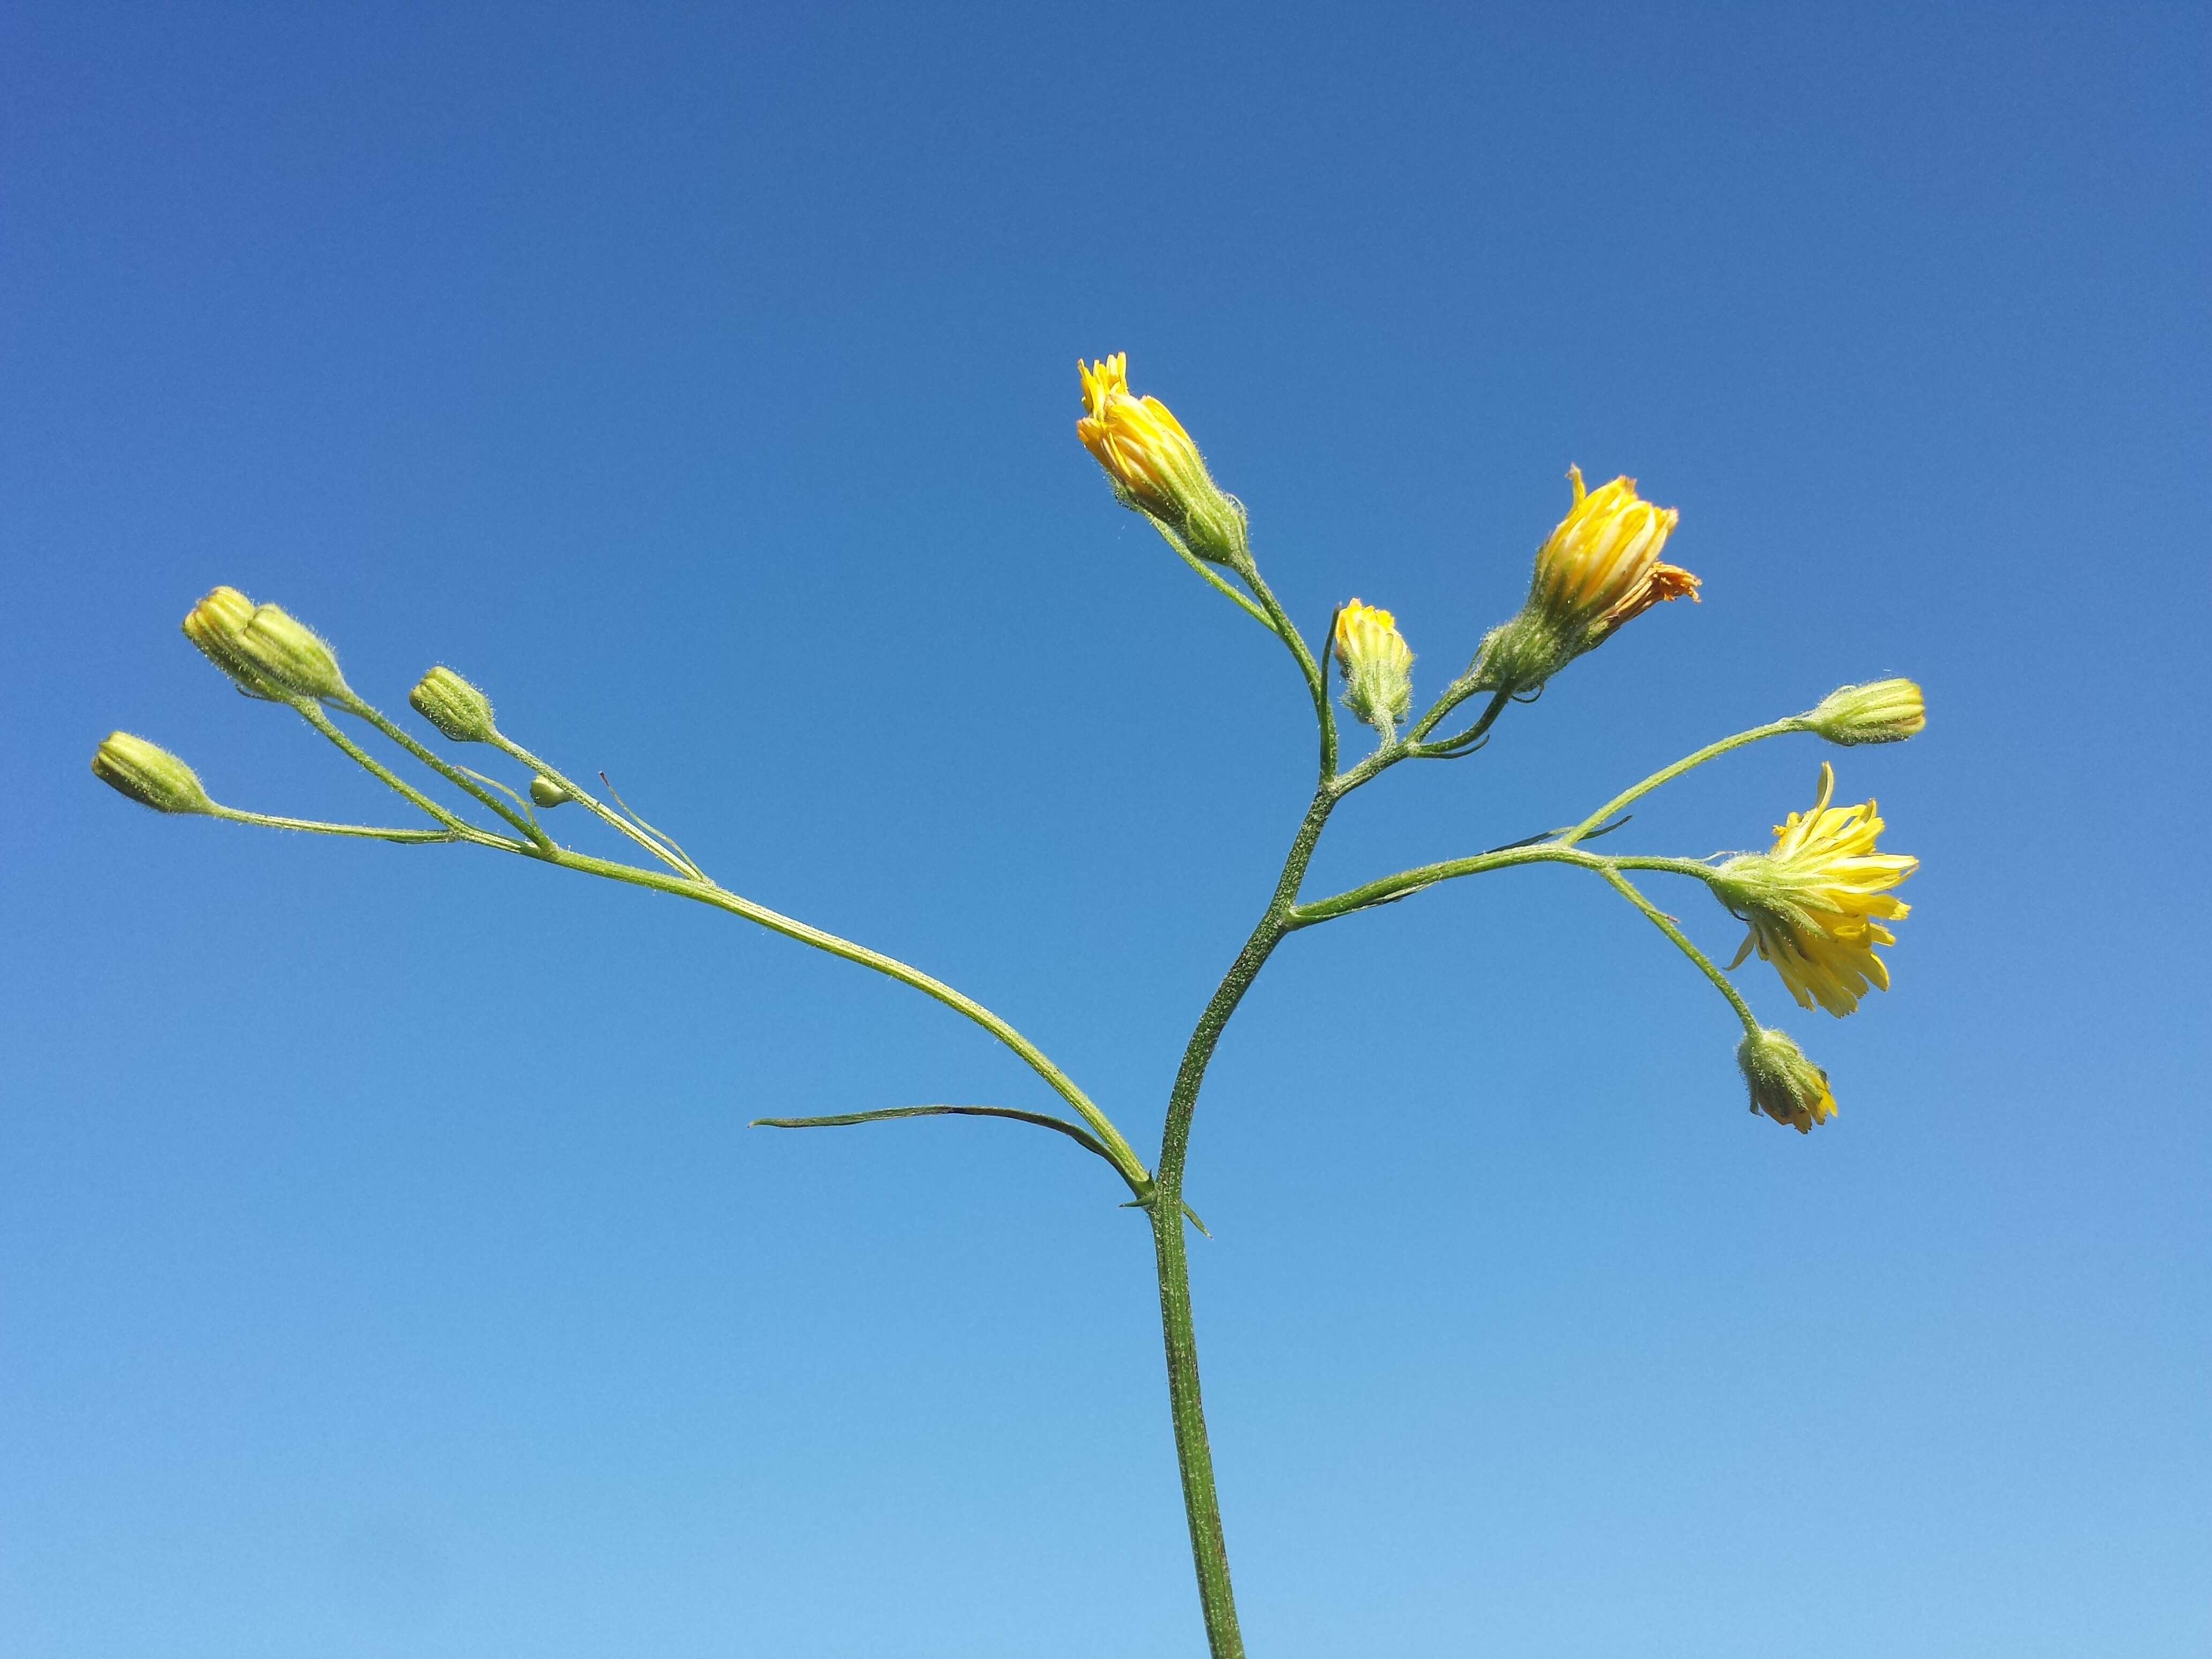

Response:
(1476, 466), (1699, 691)
(1736, 1026), (1839, 1134)
(1714, 763), (1917, 1017)
(1077, 354), (1247, 566)
(1333, 599), (1414, 734)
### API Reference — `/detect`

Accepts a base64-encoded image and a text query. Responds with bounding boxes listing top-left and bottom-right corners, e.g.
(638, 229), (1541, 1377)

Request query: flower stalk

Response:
(94, 356), (1925, 1657)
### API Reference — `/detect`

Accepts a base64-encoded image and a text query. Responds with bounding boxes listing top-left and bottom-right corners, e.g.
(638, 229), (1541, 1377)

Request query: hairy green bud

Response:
(1803, 679), (1926, 746)
(1333, 600), (1414, 734)
(1736, 1026), (1836, 1133)
(182, 585), (281, 698)
(91, 731), (213, 815)
(182, 586), (349, 701)
(409, 666), (497, 743)
(528, 774), (573, 807)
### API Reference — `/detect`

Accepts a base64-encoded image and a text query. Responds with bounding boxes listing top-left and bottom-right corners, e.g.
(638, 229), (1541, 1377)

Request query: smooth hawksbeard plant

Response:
(97, 354), (1925, 1657)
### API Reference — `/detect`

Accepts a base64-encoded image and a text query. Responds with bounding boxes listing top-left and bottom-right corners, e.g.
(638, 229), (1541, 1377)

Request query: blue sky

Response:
(4, 3), (2207, 1655)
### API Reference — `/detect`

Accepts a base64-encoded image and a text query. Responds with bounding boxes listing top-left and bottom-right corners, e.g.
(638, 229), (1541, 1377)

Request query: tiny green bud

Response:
(1803, 678), (1926, 746)
(409, 666), (497, 743)
(181, 586), (349, 701)
(528, 774), (573, 807)
(91, 731), (213, 814)
(1736, 1026), (1837, 1134)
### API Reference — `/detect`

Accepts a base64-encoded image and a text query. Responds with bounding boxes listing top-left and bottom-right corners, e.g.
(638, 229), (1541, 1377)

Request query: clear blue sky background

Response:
(4, 4), (2207, 1655)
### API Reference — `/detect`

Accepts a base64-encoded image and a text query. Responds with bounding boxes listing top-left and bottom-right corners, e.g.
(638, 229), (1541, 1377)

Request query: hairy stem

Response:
(1149, 787), (1336, 1659)
(1596, 867), (1761, 1035)
(1559, 718), (1805, 846)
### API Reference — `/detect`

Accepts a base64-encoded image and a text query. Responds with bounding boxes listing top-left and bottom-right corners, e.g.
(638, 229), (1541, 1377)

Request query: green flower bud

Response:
(182, 585), (281, 699)
(1803, 678), (1926, 746)
(236, 603), (347, 700)
(409, 666), (497, 743)
(181, 586), (349, 701)
(91, 731), (213, 814)
(1736, 1026), (1837, 1133)
(1333, 600), (1414, 734)
(528, 774), (573, 807)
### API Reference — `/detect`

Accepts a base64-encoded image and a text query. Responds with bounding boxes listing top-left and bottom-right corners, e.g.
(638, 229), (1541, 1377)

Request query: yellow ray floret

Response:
(1719, 763), (1918, 1017)
(1534, 466), (1700, 641)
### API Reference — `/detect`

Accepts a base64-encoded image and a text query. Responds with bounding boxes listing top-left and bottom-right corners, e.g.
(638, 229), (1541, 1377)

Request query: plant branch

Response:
(1596, 866), (1761, 1034)
(1147, 519), (1279, 634)
(208, 805), (462, 843)
(292, 702), (521, 850)
(535, 846), (1149, 1191)
(1558, 716), (1806, 846)
(337, 694), (552, 850)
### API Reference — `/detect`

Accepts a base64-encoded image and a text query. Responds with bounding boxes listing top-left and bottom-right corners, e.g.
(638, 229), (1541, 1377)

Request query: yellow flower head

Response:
(1077, 353), (1246, 565)
(1532, 466), (1699, 642)
(1333, 598), (1414, 732)
(1737, 1027), (1839, 1134)
(1716, 763), (1918, 1017)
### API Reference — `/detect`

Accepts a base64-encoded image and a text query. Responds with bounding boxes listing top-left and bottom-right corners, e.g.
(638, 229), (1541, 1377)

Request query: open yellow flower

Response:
(1716, 763), (1917, 1017)
(1533, 466), (1699, 643)
(1333, 599), (1414, 731)
(1077, 354), (1245, 565)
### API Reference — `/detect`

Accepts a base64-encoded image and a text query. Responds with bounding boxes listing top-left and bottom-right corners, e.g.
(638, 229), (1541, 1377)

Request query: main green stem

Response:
(1149, 787), (1335, 1659)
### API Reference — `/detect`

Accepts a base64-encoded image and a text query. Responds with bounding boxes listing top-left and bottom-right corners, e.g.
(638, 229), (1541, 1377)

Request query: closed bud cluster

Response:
(1477, 467), (1698, 691)
(528, 774), (573, 807)
(1804, 678), (1926, 746)
(182, 586), (349, 701)
(410, 666), (497, 743)
(1736, 1026), (1837, 1134)
(1333, 599), (1414, 734)
(1077, 354), (1249, 567)
(91, 731), (212, 815)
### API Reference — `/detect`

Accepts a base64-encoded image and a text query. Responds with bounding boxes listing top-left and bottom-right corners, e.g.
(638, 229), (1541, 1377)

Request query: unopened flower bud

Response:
(1476, 467), (1698, 691)
(1803, 678), (1926, 746)
(1333, 599), (1414, 733)
(528, 774), (573, 807)
(410, 666), (497, 743)
(1077, 353), (1249, 567)
(181, 586), (349, 701)
(91, 731), (213, 814)
(182, 586), (280, 698)
(1736, 1026), (1837, 1134)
